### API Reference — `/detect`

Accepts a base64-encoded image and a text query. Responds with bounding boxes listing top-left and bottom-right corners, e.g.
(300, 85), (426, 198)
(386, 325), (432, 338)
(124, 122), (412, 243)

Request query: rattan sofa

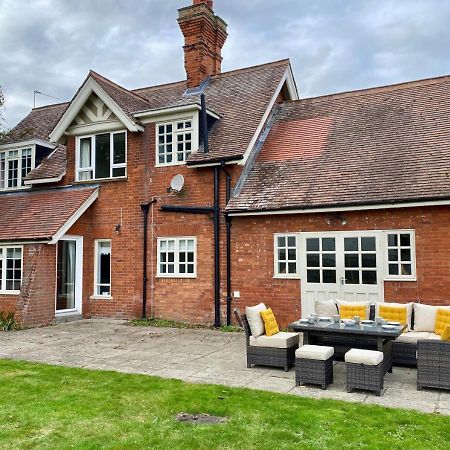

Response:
(417, 340), (450, 391)
(234, 309), (299, 371)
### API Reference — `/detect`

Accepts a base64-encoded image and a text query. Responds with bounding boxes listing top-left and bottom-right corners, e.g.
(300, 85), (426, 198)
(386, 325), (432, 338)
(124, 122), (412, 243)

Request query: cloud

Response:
(1, 0), (450, 128)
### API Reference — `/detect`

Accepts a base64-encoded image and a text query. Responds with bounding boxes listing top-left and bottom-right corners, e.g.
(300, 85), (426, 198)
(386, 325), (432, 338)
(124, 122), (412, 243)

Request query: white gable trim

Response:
(240, 64), (299, 165)
(50, 189), (99, 244)
(135, 104), (220, 123)
(49, 78), (143, 143)
(227, 199), (450, 217)
(0, 139), (55, 151)
(24, 172), (66, 186)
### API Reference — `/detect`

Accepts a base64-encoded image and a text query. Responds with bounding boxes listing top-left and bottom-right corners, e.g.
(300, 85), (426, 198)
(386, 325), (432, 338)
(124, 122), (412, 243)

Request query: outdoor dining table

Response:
(288, 319), (407, 375)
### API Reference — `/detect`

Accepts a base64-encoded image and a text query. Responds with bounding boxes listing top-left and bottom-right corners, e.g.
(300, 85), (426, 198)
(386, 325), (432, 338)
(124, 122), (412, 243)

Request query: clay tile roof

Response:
(0, 186), (98, 242)
(25, 144), (67, 182)
(0, 103), (68, 146)
(227, 75), (450, 213)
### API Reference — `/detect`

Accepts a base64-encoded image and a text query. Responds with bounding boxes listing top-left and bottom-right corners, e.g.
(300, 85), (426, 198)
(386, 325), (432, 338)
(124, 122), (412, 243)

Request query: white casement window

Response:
(274, 233), (300, 278)
(156, 118), (194, 165)
(76, 131), (126, 181)
(94, 240), (111, 296)
(384, 230), (416, 280)
(0, 246), (23, 293)
(157, 237), (196, 278)
(0, 148), (34, 190)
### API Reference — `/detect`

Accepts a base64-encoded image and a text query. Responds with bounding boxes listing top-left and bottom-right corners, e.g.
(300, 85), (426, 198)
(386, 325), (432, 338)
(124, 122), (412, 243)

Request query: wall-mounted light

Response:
(115, 224), (121, 234)
(325, 215), (348, 226)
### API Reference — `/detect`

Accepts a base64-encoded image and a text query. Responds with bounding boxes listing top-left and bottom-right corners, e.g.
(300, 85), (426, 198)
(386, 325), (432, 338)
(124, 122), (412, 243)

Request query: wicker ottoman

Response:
(295, 345), (334, 390)
(345, 349), (384, 396)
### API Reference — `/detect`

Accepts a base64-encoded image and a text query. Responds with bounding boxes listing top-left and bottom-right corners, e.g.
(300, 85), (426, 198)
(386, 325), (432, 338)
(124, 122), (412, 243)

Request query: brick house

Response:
(1, 0), (449, 328)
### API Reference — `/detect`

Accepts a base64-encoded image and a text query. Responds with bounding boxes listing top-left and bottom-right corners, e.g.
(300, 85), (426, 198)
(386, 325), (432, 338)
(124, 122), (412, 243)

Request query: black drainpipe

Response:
(213, 166), (221, 327)
(140, 199), (157, 319)
(221, 162), (232, 326)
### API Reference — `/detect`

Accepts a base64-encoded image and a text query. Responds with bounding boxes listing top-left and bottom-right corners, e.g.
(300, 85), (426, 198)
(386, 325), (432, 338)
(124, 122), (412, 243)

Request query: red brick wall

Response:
(0, 244), (56, 328)
(230, 206), (450, 327)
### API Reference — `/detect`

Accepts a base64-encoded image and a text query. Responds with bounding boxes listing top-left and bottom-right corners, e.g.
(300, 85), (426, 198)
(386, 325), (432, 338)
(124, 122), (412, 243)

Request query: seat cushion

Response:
(249, 331), (299, 349)
(435, 308), (450, 335)
(260, 308), (279, 337)
(442, 324), (450, 341)
(245, 303), (267, 337)
(315, 300), (338, 317)
(377, 302), (412, 330)
(413, 303), (450, 332)
(345, 349), (383, 366)
(427, 333), (442, 340)
(395, 331), (431, 344)
(296, 345), (334, 360)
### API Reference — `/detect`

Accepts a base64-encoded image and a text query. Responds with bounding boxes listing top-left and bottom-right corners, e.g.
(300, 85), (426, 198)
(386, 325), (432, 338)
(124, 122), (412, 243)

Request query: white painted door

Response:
(300, 232), (384, 317)
(55, 235), (83, 315)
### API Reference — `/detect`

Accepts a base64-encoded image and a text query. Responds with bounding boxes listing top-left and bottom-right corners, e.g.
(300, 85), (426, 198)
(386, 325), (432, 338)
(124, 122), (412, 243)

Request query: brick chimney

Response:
(178, 0), (228, 88)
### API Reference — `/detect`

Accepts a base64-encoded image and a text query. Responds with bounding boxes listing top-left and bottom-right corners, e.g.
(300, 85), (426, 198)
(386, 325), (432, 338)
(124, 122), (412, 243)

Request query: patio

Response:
(0, 319), (449, 415)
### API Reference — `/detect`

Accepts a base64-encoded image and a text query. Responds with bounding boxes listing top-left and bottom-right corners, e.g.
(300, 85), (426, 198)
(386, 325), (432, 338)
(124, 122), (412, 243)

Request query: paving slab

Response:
(0, 319), (448, 416)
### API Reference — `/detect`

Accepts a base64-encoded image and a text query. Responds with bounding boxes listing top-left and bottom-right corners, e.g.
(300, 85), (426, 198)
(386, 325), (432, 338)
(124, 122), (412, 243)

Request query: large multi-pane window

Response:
(157, 237), (196, 277)
(76, 131), (126, 181)
(0, 148), (33, 190)
(157, 118), (193, 165)
(94, 240), (111, 296)
(0, 247), (23, 293)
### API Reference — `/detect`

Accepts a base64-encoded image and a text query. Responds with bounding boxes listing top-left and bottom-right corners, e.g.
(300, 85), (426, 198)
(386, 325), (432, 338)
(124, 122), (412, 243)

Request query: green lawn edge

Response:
(0, 359), (448, 450)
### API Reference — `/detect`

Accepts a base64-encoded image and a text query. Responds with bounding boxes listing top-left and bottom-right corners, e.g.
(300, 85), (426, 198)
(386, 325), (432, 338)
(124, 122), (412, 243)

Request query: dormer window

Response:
(156, 117), (196, 166)
(0, 148), (34, 190)
(76, 131), (126, 181)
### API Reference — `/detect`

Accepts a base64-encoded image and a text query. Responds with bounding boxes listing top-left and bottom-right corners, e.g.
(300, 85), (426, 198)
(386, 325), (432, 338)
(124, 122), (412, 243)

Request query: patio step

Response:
(53, 314), (84, 325)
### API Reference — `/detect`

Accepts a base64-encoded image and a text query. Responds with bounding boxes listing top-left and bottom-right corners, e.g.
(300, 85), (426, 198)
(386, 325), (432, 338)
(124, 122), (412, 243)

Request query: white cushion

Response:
(427, 333), (442, 341)
(375, 302), (413, 331)
(314, 300), (338, 317)
(345, 349), (383, 366)
(245, 303), (266, 337)
(249, 331), (299, 349)
(336, 299), (371, 319)
(413, 304), (450, 332)
(296, 345), (334, 360)
(395, 331), (431, 344)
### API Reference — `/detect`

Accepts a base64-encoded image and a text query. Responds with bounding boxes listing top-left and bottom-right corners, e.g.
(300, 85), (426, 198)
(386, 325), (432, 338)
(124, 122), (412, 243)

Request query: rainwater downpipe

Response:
(221, 162), (232, 326)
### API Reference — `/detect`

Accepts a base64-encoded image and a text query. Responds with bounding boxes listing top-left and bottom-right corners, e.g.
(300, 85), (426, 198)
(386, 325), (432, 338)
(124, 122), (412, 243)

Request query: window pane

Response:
(361, 237), (375, 251)
(322, 253), (335, 267)
(400, 234), (410, 247)
(112, 167), (126, 177)
(387, 234), (398, 247)
(389, 264), (399, 275)
(322, 238), (335, 251)
(361, 254), (376, 268)
(287, 248), (296, 260)
(401, 264), (412, 276)
(287, 236), (296, 247)
(362, 271), (377, 285)
(288, 262), (296, 273)
(306, 254), (319, 267)
(345, 254), (358, 268)
(307, 270), (320, 283)
(306, 238), (319, 252)
(79, 138), (92, 168)
(388, 249), (398, 262)
(113, 133), (126, 164)
(278, 249), (286, 261)
(344, 238), (358, 252)
(277, 236), (286, 247)
(400, 249), (411, 262)
(278, 262), (286, 274)
(345, 270), (360, 284)
(95, 134), (111, 179)
(323, 270), (336, 284)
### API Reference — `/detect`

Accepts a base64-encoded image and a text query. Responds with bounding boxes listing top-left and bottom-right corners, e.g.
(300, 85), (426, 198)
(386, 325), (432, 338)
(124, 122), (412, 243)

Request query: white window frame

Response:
(155, 112), (199, 167)
(383, 229), (416, 281)
(93, 239), (112, 297)
(157, 237), (197, 278)
(75, 130), (127, 181)
(0, 245), (23, 294)
(273, 233), (301, 279)
(0, 146), (35, 191)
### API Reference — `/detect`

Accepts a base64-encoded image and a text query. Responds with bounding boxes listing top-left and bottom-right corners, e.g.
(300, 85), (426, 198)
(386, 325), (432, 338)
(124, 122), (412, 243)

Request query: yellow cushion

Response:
(260, 308), (279, 337)
(434, 308), (450, 336)
(379, 304), (408, 327)
(339, 305), (367, 320)
(441, 324), (450, 342)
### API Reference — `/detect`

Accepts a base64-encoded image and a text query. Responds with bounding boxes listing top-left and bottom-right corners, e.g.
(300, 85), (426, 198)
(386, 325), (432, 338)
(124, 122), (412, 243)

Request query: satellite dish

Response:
(170, 174), (185, 193)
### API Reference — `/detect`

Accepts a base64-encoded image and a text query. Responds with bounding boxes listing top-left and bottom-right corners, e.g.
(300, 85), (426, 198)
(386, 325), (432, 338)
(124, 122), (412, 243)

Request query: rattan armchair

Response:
(234, 308), (298, 372)
(417, 339), (450, 391)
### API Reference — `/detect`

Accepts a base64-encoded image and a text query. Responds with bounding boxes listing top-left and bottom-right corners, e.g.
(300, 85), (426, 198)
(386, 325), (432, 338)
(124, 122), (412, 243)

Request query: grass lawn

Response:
(0, 360), (448, 449)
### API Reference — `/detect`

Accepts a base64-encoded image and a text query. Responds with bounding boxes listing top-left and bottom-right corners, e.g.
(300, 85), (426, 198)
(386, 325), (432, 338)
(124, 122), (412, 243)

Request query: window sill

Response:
(156, 275), (197, 279)
(74, 176), (127, 185)
(155, 162), (188, 168)
(0, 290), (21, 296)
(90, 295), (113, 300)
(273, 275), (301, 280)
(384, 278), (417, 282)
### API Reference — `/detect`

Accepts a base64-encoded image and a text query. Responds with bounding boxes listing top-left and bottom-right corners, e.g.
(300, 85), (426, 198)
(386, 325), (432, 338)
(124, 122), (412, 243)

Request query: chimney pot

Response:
(193, 0), (213, 8)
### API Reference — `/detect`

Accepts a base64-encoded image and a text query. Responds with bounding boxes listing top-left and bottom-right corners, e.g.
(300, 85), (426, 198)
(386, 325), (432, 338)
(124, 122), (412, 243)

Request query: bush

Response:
(0, 311), (18, 331)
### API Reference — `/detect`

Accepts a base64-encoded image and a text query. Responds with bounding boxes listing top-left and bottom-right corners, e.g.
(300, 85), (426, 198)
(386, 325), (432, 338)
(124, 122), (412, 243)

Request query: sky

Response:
(1, 0), (450, 128)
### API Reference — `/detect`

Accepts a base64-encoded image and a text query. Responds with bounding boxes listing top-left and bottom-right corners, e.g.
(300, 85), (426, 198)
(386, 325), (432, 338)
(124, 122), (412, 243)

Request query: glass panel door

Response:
(56, 240), (77, 311)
